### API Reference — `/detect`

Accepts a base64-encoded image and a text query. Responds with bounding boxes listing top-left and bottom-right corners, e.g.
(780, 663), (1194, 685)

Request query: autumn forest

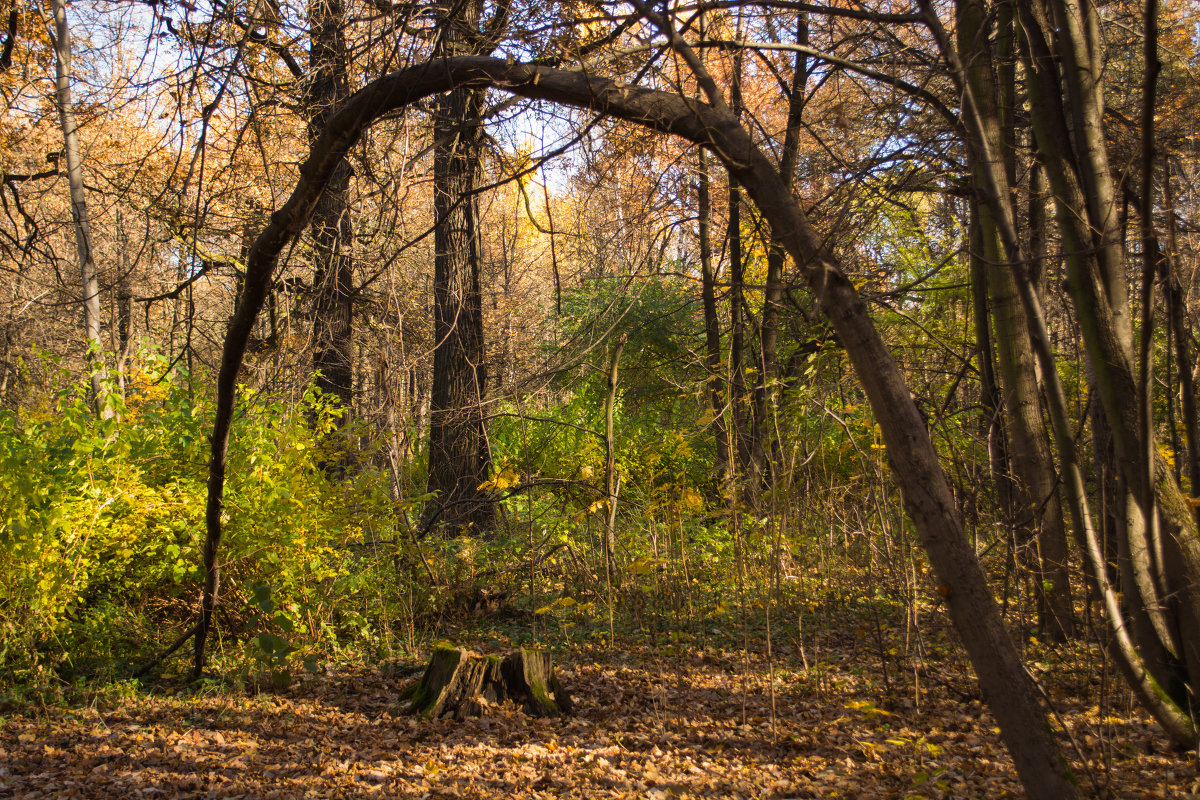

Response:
(1, 0), (1200, 796)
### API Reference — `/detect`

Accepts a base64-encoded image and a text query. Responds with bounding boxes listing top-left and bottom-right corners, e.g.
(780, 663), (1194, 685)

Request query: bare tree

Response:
(50, 0), (111, 419)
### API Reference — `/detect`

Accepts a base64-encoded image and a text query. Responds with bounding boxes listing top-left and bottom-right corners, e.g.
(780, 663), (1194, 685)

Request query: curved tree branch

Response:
(194, 55), (1075, 799)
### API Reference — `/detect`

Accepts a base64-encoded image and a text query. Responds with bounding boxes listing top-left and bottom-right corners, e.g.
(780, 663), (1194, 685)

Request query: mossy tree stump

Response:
(404, 646), (573, 720)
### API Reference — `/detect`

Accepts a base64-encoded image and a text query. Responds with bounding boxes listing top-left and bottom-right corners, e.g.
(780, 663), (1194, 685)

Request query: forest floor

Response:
(1, 621), (1198, 799)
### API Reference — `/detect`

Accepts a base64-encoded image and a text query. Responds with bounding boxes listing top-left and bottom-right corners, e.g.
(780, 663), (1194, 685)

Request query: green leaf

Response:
(251, 584), (275, 614)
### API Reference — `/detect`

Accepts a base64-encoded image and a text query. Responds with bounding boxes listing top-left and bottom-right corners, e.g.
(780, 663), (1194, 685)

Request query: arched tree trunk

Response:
(195, 57), (1079, 797)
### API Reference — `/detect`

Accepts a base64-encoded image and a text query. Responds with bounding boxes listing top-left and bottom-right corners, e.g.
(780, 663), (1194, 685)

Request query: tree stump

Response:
(403, 646), (573, 720)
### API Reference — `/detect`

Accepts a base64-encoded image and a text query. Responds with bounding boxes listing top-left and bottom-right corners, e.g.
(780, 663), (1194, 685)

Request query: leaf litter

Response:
(0, 640), (1197, 799)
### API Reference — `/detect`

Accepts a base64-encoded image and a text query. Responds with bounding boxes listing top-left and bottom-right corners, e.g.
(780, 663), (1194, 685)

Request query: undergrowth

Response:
(0, 348), (1040, 715)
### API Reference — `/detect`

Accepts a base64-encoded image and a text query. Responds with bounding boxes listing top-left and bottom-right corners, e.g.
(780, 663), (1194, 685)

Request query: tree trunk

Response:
(1023, 0), (1200, 708)
(52, 0), (110, 419)
(757, 12), (809, 484)
(1158, 189), (1200, 516)
(968, 203), (1013, 549)
(604, 334), (626, 586)
(933, 0), (1200, 742)
(957, 0), (1074, 639)
(307, 0), (355, 410)
(697, 150), (728, 485)
(404, 646), (572, 720)
(727, 174), (751, 482)
(725, 47), (756, 488)
(424, 0), (495, 533)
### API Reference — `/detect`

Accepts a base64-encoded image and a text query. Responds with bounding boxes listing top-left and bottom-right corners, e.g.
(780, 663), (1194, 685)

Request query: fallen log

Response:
(403, 646), (573, 720)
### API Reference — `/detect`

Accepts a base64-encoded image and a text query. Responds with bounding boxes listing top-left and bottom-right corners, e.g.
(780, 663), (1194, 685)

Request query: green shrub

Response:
(0, 350), (405, 689)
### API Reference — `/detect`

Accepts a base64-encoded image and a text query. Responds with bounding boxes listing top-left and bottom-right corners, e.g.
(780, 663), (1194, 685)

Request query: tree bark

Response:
(307, 0), (355, 410)
(52, 0), (111, 420)
(424, 0), (495, 533)
(697, 149), (729, 484)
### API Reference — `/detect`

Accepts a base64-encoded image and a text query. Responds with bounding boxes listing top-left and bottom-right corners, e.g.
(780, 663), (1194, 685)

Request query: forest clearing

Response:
(3, 0), (1200, 796)
(3, 628), (1198, 798)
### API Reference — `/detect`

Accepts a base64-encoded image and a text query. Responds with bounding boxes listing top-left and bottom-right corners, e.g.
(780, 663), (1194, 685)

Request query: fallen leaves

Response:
(0, 641), (1196, 798)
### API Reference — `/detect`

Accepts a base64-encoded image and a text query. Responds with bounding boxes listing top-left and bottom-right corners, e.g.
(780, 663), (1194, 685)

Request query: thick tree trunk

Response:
(424, 0), (495, 533)
(52, 0), (110, 420)
(307, 0), (355, 409)
(198, 57), (1080, 795)
(404, 646), (572, 719)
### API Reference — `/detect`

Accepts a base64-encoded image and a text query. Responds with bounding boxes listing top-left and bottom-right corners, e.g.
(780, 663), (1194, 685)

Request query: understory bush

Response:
(0, 351), (404, 689)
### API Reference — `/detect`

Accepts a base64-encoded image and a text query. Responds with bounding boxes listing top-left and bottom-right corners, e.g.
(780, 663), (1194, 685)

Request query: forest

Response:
(1, 0), (1199, 796)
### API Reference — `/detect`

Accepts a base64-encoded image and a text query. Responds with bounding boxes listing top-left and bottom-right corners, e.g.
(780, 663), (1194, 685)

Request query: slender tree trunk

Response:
(697, 150), (728, 483)
(957, 0), (1074, 639)
(1160, 163), (1200, 514)
(604, 334), (625, 586)
(986, 215), (1075, 640)
(757, 12), (808, 482)
(969, 203), (1014, 544)
(52, 0), (110, 419)
(725, 43), (756, 488)
(932, 0), (1200, 741)
(1024, 0), (1200, 700)
(727, 174), (751, 479)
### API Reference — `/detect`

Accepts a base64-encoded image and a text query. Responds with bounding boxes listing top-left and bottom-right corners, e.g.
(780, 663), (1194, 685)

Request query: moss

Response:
(405, 681), (430, 714)
(526, 675), (560, 715)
